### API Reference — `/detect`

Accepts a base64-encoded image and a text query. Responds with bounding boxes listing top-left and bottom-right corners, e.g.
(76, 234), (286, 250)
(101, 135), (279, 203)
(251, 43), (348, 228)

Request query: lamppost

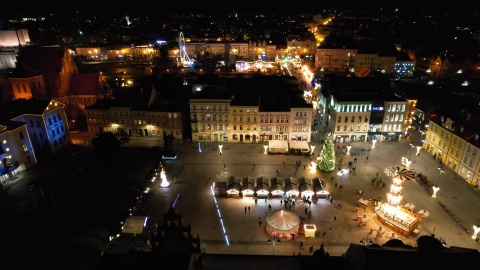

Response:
(432, 167), (444, 198)
(408, 143), (414, 161)
(267, 237), (281, 255)
(29, 185), (44, 225)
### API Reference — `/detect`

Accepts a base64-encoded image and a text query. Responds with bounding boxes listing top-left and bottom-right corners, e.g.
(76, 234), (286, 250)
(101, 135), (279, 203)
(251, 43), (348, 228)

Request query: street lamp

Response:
(267, 237), (281, 255)
(409, 143), (414, 161)
(432, 167), (444, 198)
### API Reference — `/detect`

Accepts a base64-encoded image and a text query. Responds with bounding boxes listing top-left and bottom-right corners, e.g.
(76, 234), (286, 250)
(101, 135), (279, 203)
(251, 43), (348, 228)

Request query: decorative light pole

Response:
(160, 167), (170, 187)
(416, 146), (421, 156)
(472, 225), (480, 240)
(263, 144), (268, 155)
(267, 237), (281, 255)
(408, 143), (414, 161)
(218, 144), (223, 155)
(432, 167), (444, 198)
(310, 145), (315, 155)
(346, 145), (352, 155)
(372, 139), (377, 149)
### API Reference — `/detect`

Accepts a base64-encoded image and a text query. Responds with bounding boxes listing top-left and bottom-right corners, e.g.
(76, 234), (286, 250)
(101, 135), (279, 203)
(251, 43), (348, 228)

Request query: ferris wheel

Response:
(178, 32), (194, 67)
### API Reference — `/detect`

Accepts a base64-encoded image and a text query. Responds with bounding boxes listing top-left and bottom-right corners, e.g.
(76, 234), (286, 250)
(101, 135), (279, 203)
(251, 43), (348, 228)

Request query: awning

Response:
(268, 140), (289, 153)
(289, 141), (309, 150)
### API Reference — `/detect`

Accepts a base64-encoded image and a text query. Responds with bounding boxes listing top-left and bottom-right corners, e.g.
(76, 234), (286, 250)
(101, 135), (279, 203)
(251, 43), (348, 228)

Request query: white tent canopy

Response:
(268, 140), (289, 154)
(266, 209), (300, 233)
(289, 141), (309, 151)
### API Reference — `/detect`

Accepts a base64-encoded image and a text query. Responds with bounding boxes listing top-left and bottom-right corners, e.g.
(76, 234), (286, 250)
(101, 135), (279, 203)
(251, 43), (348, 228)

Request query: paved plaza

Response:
(2, 129), (480, 260)
(142, 130), (480, 256)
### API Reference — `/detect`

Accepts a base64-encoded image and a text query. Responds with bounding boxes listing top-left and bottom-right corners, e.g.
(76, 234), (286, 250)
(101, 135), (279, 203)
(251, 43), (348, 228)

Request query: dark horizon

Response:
(1, 1), (478, 18)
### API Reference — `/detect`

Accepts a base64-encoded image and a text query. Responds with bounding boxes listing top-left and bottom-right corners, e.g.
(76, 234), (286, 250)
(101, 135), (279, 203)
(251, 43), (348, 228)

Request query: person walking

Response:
(248, 206), (250, 213)
(258, 217), (262, 226)
(300, 241), (304, 250)
(253, 163), (256, 169)
(245, 206), (247, 213)
(334, 216), (337, 222)
(268, 204), (272, 211)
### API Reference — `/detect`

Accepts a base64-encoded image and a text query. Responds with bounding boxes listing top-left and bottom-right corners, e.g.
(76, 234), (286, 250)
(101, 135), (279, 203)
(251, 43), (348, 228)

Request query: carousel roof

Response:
(266, 210), (300, 232)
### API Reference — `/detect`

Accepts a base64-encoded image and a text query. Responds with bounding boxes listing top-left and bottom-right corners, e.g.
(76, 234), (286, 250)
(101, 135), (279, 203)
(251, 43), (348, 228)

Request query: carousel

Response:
(265, 209), (300, 240)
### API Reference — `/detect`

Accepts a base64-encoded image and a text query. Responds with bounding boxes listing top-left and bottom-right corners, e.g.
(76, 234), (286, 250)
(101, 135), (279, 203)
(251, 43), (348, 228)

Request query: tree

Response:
(317, 136), (335, 172)
(91, 132), (121, 152)
(115, 130), (130, 146)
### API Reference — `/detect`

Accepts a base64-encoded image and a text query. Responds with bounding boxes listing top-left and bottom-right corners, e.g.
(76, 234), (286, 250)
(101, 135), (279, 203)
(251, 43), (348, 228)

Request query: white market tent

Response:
(122, 216), (148, 235)
(268, 140), (289, 154)
(266, 209), (300, 239)
(289, 141), (310, 152)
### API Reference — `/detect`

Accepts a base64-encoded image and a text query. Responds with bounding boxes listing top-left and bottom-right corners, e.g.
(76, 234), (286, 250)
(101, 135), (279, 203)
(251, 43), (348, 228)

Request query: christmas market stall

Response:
(284, 177), (299, 198)
(269, 177), (284, 198)
(241, 176), (256, 197)
(255, 176), (270, 198)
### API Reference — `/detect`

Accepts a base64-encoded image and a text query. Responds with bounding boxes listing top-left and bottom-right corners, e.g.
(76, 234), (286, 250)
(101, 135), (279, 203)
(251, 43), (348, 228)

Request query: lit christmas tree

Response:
(317, 136), (335, 172)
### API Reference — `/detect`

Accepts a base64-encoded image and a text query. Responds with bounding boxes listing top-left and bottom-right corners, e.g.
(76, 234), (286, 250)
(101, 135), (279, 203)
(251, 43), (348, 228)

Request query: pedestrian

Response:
(258, 217), (262, 226)
(335, 183), (337, 188)
(223, 163), (226, 168)
(280, 200), (283, 205)
(309, 246), (313, 253)
(277, 170), (279, 175)
(245, 206), (247, 213)
(366, 155), (369, 160)
(248, 206), (250, 213)
(268, 204), (272, 211)
(304, 165), (306, 170)
(330, 198), (333, 204)
(253, 163), (256, 168)
(255, 198), (257, 205)
(300, 241), (304, 250)
(334, 216), (337, 222)
(265, 198), (267, 203)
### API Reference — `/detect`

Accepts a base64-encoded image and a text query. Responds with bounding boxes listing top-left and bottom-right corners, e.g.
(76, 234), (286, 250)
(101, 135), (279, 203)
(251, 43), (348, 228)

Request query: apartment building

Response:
(0, 123), (35, 183)
(318, 76), (409, 143)
(0, 99), (71, 182)
(85, 99), (185, 143)
(423, 112), (480, 187)
(189, 90), (231, 143)
(229, 96), (259, 143)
